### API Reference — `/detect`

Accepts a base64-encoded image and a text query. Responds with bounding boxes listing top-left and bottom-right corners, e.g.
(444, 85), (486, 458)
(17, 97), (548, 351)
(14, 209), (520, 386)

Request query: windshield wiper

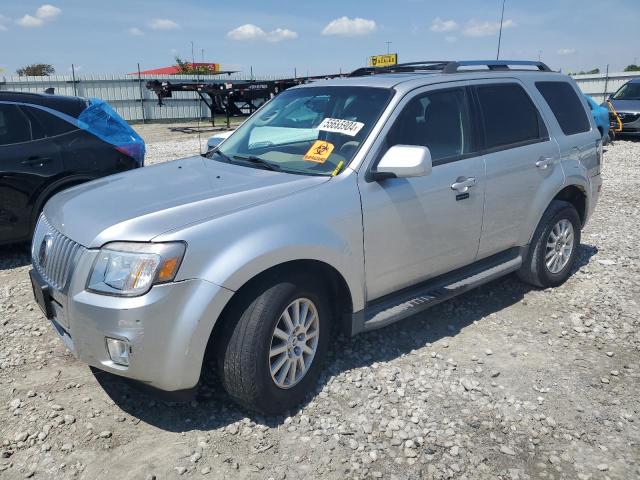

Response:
(205, 148), (233, 163)
(232, 155), (282, 171)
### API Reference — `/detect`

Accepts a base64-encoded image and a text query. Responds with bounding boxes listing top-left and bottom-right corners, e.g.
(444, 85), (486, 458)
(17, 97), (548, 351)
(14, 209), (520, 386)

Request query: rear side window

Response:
(0, 104), (32, 146)
(536, 81), (590, 135)
(475, 83), (546, 150)
(24, 106), (77, 137)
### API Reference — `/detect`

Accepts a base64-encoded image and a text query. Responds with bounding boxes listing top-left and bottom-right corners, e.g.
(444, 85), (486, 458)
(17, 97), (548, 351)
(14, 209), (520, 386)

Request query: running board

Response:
(351, 248), (524, 335)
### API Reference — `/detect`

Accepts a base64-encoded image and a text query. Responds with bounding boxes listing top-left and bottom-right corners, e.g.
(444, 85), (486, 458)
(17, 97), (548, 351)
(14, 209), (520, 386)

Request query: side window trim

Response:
(0, 102), (35, 146)
(470, 80), (550, 155)
(365, 84), (479, 179)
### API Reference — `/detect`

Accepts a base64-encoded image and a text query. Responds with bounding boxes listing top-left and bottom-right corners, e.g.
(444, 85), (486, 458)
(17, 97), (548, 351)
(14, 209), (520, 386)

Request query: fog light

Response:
(106, 337), (130, 366)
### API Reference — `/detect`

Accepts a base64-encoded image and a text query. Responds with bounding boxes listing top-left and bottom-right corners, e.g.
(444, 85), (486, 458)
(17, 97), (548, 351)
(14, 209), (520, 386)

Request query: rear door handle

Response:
(451, 177), (476, 192)
(21, 156), (53, 166)
(535, 156), (554, 169)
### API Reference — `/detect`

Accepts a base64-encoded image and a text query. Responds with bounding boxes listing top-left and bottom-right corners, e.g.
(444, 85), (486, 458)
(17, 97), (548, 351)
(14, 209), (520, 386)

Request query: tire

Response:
(517, 200), (581, 288)
(217, 274), (330, 414)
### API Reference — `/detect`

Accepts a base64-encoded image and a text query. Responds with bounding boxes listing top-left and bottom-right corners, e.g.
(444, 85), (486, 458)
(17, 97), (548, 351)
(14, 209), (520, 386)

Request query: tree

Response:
(174, 56), (216, 75)
(624, 64), (640, 72)
(16, 63), (55, 76)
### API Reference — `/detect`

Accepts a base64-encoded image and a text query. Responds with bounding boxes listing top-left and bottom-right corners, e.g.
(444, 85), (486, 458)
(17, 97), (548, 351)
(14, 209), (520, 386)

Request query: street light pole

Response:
(496, 0), (506, 60)
(385, 41), (392, 54)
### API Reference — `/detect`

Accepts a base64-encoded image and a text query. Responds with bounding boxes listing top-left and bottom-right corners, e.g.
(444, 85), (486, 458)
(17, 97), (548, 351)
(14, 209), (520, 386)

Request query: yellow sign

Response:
(304, 140), (334, 163)
(369, 53), (398, 68)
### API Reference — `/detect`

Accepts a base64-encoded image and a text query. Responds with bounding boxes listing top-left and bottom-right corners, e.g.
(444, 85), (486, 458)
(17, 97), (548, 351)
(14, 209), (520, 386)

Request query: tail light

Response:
(116, 143), (145, 166)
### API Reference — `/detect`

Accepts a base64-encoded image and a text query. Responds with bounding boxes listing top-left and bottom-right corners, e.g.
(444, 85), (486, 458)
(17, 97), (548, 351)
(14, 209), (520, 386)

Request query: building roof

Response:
(130, 63), (221, 75)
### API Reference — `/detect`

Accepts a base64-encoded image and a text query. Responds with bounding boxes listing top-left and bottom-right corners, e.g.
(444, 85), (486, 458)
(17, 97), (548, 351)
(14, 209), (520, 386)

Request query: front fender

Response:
(159, 174), (366, 312)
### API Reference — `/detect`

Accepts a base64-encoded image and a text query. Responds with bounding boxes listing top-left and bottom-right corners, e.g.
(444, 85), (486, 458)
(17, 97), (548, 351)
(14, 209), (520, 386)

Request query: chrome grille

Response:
(31, 215), (84, 291)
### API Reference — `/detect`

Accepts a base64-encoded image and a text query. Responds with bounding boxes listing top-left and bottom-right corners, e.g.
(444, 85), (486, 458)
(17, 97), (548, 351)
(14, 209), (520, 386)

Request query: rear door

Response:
(471, 81), (562, 258)
(0, 103), (64, 242)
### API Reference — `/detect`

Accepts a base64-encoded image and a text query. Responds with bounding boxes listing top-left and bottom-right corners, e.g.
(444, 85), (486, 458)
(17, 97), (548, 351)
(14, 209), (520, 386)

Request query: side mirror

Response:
(373, 145), (432, 180)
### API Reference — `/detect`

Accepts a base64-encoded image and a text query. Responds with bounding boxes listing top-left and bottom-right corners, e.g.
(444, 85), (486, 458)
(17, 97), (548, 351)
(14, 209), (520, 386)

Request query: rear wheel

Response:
(217, 275), (330, 414)
(517, 200), (581, 288)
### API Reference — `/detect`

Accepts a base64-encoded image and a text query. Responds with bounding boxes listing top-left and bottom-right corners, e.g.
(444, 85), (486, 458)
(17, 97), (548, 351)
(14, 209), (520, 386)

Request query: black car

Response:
(0, 92), (145, 245)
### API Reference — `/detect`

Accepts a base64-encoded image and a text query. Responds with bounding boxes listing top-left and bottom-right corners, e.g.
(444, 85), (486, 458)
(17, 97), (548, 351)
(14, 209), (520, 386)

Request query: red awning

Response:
(130, 63), (221, 75)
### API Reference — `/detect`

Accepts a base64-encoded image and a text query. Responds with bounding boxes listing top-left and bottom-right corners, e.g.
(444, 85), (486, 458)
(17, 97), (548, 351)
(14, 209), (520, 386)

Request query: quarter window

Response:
(387, 88), (472, 163)
(475, 84), (546, 150)
(536, 81), (591, 135)
(0, 104), (33, 146)
(25, 106), (77, 137)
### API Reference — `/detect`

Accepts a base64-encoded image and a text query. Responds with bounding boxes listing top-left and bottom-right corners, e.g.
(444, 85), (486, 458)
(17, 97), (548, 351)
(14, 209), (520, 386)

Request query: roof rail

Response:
(349, 59), (552, 77)
(349, 61), (451, 77)
(442, 60), (552, 73)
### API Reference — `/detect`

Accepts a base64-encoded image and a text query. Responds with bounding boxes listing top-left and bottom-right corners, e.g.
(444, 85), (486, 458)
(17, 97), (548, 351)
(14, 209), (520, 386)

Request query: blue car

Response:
(584, 95), (610, 143)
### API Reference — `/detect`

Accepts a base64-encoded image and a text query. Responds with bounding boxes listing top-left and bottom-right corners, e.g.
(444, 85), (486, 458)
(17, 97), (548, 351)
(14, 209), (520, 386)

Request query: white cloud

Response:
(322, 17), (377, 37)
(227, 23), (266, 40)
(430, 17), (457, 33)
(226, 24), (298, 42)
(462, 19), (515, 37)
(35, 4), (61, 20)
(149, 18), (179, 30)
(557, 48), (576, 56)
(16, 4), (61, 28)
(267, 27), (298, 42)
(17, 14), (44, 27)
(129, 27), (144, 36)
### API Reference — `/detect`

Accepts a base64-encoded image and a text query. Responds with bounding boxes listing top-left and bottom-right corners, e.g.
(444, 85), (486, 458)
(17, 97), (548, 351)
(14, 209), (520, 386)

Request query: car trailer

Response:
(146, 73), (349, 128)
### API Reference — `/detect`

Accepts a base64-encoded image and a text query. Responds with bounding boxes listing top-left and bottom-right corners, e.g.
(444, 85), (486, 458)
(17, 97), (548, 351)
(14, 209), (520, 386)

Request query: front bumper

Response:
(36, 249), (234, 392)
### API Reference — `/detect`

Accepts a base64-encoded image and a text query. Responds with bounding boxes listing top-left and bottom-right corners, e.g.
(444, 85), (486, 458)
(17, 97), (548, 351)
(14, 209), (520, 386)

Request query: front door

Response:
(358, 85), (486, 301)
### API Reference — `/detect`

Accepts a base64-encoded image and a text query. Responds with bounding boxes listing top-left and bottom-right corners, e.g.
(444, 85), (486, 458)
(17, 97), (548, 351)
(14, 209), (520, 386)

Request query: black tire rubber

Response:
(517, 200), (581, 288)
(217, 274), (330, 414)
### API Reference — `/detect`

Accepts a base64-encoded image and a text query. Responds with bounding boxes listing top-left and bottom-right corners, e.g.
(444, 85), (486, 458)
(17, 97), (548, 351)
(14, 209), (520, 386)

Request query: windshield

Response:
(210, 86), (393, 175)
(612, 82), (640, 100)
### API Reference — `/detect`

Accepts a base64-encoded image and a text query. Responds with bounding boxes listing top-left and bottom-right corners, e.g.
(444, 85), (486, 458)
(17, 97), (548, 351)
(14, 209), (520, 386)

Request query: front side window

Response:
(386, 88), (472, 163)
(536, 81), (591, 135)
(0, 104), (32, 146)
(476, 83), (545, 150)
(611, 82), (640, 100)
(213, 86), (393, 175)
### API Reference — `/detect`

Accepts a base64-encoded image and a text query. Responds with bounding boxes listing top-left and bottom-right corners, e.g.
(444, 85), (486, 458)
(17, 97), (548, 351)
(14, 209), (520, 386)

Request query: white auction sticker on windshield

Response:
(317, 118), (365, 137)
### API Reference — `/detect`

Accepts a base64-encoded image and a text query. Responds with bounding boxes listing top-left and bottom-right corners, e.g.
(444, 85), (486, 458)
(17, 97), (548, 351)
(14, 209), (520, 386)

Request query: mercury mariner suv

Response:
(30, 60), (602, 414)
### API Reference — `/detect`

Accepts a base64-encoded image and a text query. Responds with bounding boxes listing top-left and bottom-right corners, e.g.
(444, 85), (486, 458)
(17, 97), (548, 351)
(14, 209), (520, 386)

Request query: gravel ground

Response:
(0, 133), (638, 480)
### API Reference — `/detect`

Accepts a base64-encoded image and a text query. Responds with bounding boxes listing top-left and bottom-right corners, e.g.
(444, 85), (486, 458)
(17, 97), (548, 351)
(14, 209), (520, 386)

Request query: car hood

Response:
(45, 156), (329, 248)
(610, 99), (640, 113)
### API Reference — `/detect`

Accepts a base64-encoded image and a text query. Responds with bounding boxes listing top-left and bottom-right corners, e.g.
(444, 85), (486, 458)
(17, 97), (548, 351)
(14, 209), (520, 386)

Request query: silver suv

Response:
(30, 60), (602, 414)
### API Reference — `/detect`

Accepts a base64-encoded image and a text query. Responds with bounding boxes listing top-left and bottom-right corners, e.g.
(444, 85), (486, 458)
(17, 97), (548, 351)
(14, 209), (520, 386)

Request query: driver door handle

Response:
(535, 156), (554, 169)
(21, 156), (53, 166)
(451, 177), (476, 193)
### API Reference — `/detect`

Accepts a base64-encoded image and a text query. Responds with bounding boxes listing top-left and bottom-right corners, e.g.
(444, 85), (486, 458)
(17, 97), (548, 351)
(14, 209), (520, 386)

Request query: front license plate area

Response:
(29, 269), (53, 320)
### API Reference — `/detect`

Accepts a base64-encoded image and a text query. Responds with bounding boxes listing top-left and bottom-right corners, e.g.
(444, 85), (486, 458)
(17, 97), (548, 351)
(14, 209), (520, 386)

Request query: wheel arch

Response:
(31, 174), (97, 228)
(205, 259), (355, 363)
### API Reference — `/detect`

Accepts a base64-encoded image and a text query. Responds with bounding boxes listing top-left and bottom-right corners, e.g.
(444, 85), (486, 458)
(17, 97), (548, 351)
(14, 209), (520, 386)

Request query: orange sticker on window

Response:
(303, 140), (334, 163)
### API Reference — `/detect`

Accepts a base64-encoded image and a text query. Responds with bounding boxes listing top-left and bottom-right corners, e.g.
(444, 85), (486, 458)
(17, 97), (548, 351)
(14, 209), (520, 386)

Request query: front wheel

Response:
(217, 275), (330, 414)
(517, 200), (581, 288)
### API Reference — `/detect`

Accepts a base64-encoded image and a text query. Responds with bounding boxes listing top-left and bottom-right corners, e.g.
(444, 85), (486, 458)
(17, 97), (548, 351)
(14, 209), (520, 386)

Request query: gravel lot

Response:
(1, 127), (638, 480)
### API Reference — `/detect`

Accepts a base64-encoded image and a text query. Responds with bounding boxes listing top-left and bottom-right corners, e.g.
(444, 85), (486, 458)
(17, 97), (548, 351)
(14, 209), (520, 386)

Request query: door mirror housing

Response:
(373, 145), (432, 180)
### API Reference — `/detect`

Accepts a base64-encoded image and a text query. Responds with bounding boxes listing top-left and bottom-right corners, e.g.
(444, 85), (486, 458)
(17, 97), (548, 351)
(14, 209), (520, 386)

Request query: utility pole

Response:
(201, 48), (204, 63)
(385, 41), (392, 54)
(190, 41), (195, 66)
(496, 0), (506, 60)
(538, 50), (542, 61)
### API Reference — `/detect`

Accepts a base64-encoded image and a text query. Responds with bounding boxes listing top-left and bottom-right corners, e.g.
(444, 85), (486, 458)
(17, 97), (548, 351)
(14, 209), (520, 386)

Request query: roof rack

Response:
(349, 61), (451, 77)
(349, 60), (552, 77)
(442, 60), (551, 73)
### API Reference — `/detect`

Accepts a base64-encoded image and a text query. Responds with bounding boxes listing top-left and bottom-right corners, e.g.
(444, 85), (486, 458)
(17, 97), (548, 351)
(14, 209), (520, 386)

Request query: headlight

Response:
(87, 242), (186, 297)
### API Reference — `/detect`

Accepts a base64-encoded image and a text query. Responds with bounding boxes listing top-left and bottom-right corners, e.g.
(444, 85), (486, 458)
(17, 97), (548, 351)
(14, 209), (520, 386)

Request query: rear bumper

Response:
(586, 174), (602, 226)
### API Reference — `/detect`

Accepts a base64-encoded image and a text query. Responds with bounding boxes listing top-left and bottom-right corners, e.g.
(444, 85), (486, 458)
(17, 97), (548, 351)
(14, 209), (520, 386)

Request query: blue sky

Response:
(0, 0), (638, 77)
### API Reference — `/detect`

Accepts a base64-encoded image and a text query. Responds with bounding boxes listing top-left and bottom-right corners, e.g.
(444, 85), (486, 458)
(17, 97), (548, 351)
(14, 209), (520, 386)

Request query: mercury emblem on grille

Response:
(38, 234), (53, 269)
